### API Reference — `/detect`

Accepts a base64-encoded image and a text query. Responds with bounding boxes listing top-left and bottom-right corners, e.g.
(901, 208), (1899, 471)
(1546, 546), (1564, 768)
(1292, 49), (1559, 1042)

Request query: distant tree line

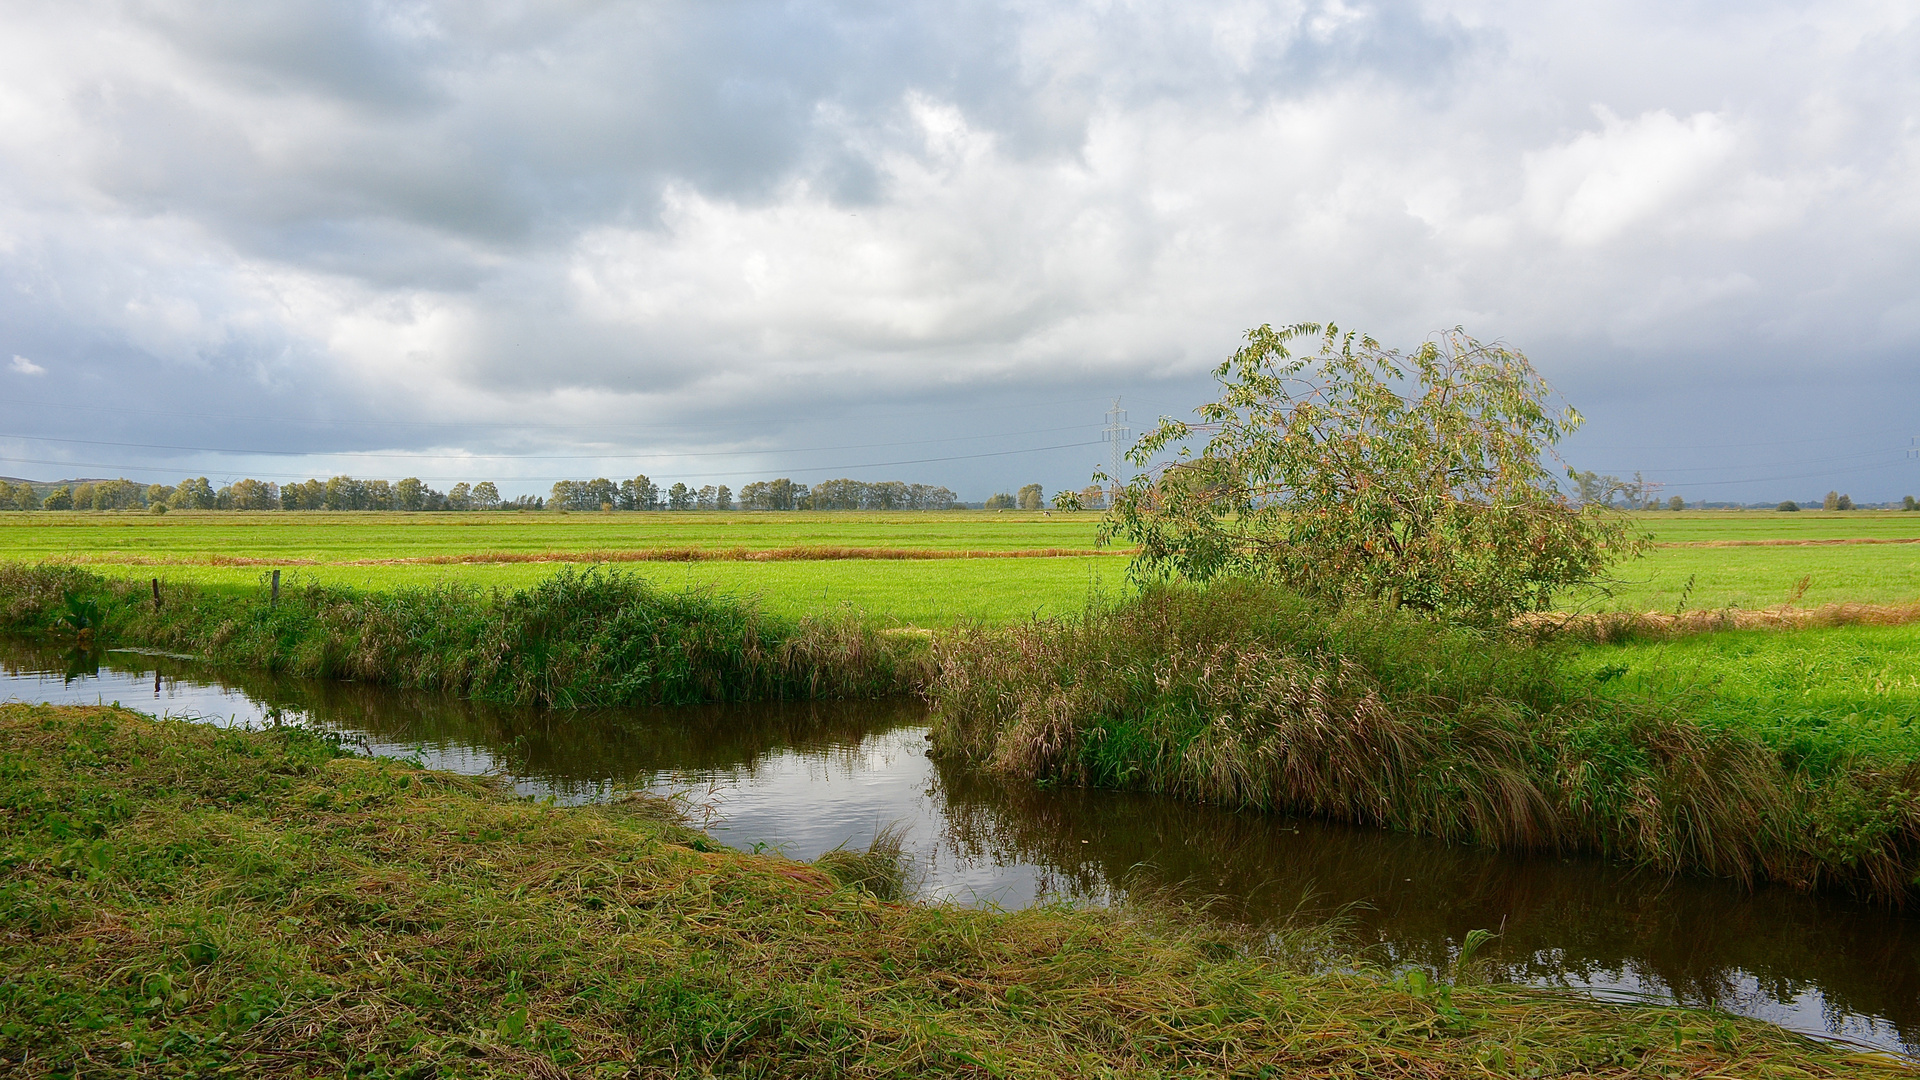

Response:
(551, 476), (960, 511)
(0, 476), (517, 512)
(0, 474), (977, 511)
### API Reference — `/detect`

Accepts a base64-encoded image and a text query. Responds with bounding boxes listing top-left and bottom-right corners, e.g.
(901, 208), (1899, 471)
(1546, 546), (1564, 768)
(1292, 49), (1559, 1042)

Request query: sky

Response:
(1, 0), (1916, 504)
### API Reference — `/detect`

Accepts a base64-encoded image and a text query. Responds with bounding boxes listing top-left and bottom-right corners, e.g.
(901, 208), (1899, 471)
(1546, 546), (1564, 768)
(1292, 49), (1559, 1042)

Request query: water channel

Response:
(5, 639), (1916, 1057)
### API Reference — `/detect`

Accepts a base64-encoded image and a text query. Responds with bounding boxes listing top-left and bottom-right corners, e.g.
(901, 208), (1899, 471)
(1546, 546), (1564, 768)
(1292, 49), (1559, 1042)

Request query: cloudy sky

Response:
(1, 0), (1916, 503)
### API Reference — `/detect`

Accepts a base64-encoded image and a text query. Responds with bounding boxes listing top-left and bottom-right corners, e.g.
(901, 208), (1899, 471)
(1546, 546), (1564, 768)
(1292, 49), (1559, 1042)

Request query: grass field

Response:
(1568, 623), (1920, 770)
(2, 509), (1918, 625)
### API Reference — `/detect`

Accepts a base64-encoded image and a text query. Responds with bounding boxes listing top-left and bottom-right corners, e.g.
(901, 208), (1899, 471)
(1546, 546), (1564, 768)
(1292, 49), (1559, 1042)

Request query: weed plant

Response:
(929, 581), (1920, 902)
(0, 705), (1881, 1077)
(0, 563), (928, 707)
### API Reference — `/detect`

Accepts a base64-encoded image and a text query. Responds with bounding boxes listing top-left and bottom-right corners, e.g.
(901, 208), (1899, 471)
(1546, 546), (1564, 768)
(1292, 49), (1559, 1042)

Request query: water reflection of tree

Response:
(932, 757), (1920, 1052)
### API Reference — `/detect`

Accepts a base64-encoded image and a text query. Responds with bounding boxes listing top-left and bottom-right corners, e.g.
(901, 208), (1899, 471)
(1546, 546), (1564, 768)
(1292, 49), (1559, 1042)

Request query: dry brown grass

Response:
(1519, 600), (1920, 642)
(43, 545), (1126, 568)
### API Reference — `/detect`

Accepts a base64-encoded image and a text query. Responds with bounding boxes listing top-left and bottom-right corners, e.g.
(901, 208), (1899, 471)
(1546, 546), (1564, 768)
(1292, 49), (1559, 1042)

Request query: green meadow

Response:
(1569, 622), (1920, 770)
(1, 509), (1917, 625)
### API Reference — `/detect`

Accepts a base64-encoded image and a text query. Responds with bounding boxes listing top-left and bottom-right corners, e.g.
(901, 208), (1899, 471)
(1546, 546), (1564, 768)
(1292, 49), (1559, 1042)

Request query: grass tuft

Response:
(812, 823), (914, 901)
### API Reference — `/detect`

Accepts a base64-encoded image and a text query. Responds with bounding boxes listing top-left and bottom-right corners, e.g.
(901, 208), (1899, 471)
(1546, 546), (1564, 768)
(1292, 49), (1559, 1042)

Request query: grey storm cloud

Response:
(1, 0), (1917, 499)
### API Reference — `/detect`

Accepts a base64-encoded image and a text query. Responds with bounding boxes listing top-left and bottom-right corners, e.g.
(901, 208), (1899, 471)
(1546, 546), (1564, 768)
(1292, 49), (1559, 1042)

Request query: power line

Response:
(1650, 456), (1913, 491)
(0, 424), (1102, 462)
(1574, 444), (1907, 476)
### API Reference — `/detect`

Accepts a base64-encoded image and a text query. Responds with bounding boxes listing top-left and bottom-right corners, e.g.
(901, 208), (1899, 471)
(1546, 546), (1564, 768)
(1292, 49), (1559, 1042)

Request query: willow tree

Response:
(1100, 322), (1646, 624)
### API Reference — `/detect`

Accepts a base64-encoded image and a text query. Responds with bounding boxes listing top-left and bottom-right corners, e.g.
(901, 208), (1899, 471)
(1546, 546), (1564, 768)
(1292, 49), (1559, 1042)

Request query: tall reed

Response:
(928, 580), (1920, 902)
(0, 563), (930, 707)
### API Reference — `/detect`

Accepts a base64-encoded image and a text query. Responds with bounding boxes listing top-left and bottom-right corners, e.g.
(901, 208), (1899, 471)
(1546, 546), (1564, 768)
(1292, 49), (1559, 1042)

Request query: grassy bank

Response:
(928, 582), (1920, 902)
(0, 564), (927, 708)
(1, 705), (1894, 1078)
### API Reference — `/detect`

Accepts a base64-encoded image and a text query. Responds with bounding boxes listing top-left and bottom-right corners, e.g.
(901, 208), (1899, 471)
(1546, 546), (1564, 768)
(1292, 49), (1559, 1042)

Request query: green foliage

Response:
(1778, 501), (1800, 512)
(40, 486), (73, 511)
(1668, 495), (1686, 511)
(0, 481), (37, 511)
(983, 492), (1016, 510)
(52, 591), (105, 641)
(1017, 483), (1044, 510)
(172, 477), (217, 511)
(1904, 495), (1916, 512)
(1103, 323), (1650, 624)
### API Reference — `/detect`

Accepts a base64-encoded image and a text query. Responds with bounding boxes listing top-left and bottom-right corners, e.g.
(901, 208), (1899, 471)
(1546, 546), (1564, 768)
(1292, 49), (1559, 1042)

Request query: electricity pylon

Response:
(1101, 398), (1130, 496)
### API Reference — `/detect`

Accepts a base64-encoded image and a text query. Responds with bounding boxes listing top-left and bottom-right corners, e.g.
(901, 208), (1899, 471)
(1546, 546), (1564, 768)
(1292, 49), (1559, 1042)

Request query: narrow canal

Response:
(6, 640), (1915, 1057)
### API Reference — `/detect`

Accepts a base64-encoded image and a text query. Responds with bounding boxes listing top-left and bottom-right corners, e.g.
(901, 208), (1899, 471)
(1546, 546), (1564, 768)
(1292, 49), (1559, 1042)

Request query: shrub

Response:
(1906, 495), (1917, 512)
(1103, 323), (1648, 625)
(1777, 501), (1800, 512)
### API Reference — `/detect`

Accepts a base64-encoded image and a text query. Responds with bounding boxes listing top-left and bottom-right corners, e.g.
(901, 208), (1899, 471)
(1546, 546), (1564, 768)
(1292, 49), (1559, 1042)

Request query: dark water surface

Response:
(5, 640), (1917, 1057)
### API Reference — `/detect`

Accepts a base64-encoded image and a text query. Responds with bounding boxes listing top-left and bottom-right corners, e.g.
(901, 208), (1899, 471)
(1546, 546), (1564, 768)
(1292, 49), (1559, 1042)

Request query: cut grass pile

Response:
(0, 564), (928, 708)
(928, 581), (1920, 902)
(1, 704), (1895, 1078)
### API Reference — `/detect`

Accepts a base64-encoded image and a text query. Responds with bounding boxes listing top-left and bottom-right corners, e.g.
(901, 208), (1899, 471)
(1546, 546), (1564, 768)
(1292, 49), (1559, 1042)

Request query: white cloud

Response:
(1522, 108), (1739, 246)
(9, 354), (45, 375)
(0, 0), (1915, 497)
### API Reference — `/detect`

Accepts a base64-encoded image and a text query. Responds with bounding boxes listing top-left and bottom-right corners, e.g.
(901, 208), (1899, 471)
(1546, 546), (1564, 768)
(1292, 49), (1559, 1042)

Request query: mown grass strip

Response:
(1, 705), (1896, 1078)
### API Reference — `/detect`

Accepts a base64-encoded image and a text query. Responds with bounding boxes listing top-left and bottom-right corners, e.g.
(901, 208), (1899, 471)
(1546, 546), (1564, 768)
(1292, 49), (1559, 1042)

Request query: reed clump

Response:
(811, 823), (913, 901)
(0, 562), (930, 707)
(928, 580), (1920, 902)
(2, 705), (1885, 1078)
